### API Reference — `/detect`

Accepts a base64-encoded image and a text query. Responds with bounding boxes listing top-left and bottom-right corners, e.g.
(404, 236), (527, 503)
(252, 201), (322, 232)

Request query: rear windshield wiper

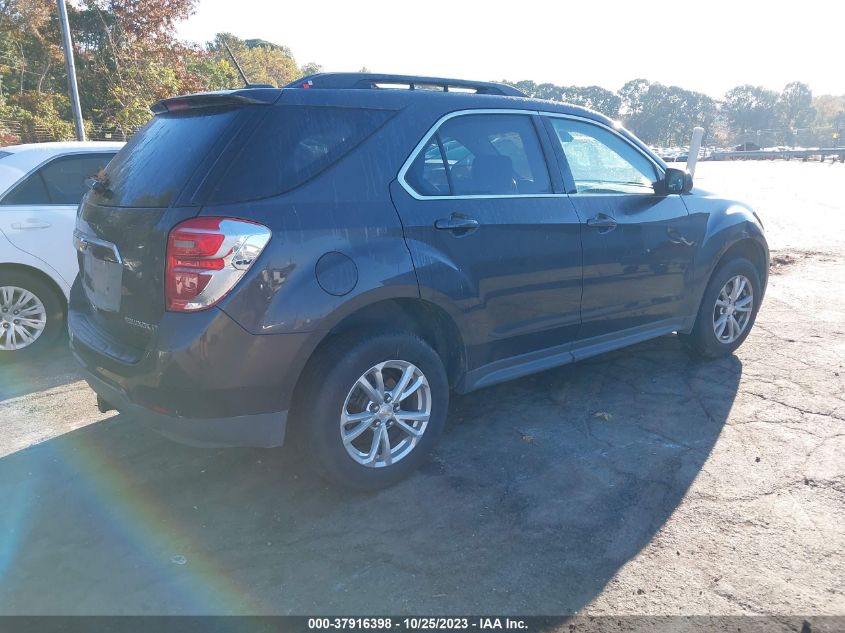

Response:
(86, 172), (113, 197)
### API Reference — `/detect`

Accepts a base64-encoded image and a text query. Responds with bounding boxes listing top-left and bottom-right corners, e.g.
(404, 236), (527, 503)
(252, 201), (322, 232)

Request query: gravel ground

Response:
(0, 161), (843, 617)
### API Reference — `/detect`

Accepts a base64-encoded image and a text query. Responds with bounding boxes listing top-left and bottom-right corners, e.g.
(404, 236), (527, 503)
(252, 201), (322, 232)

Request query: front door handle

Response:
(586, 213), (617, 231)
(434, 215), (479, 234)
(11, 221), (51, 230)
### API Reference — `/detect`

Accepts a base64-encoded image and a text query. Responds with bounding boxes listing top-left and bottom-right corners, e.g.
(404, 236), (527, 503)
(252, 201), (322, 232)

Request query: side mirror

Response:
(660, 167), (693, 195)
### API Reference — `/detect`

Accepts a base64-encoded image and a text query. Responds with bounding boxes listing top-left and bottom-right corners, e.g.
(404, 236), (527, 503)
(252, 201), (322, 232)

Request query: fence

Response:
(710, 148), (845, 162)
(731, 126), (842, 150)
(0, 119), (138, 145)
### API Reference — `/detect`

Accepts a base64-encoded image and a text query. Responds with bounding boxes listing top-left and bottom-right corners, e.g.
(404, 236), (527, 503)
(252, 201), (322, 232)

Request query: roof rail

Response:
(285, 73), (526, 97)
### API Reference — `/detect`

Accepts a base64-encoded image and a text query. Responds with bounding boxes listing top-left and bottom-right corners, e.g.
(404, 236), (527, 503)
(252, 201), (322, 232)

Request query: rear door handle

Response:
(667, 226), (695, 246)
(585, 213), (617, 231)
(434, 215), (479, 233)
(11, 221), (51, 230)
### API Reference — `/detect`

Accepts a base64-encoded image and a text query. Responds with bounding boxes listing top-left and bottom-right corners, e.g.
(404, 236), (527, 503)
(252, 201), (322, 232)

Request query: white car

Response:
(0, 141), (123, 356)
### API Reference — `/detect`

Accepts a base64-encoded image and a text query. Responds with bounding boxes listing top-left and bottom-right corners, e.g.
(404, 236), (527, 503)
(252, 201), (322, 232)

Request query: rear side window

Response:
(96, 108), (241, 208)
(208, 105), (395, 203)
(406, 139), (450, 195)
(405, 113), (551, 196)
(2, 171), (49, 205)
(2, 153), (116, 205)
(41, 153), (116, 204)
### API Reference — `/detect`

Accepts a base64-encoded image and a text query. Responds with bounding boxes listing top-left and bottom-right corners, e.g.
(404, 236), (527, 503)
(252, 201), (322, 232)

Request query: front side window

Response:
(548, 118), (658, 194)
(2, 153), (116, 206)
(405, 113), (551, 196)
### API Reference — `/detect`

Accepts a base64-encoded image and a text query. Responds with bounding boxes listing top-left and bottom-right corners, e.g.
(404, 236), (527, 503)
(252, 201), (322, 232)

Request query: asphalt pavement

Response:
(1, 161), (843, 616)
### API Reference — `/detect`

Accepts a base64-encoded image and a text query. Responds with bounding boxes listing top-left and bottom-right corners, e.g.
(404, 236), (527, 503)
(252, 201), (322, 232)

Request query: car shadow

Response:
(0, 335), (740, 615)
(0, 336), (81, 402)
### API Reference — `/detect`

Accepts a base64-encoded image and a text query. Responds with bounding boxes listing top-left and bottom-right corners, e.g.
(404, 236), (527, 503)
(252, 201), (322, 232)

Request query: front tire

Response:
(0, 270), (65, 359)
(682, 257), (762, 358)
(294, 332), (449, 490)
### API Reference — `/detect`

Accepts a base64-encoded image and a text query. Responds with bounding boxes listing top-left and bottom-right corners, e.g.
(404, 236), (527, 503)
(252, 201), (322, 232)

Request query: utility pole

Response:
(56, 0), (85, 141)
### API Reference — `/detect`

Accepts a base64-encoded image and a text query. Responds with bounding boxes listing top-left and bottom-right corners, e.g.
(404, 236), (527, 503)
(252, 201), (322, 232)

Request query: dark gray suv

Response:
(69, 73), (768, 489)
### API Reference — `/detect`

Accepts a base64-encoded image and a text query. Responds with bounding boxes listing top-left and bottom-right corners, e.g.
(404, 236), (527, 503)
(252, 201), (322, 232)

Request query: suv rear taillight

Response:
(165, 217), (271, 312)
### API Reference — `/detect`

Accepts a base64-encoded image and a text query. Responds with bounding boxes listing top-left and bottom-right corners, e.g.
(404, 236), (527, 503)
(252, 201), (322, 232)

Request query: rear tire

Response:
(0, 270), (65, 359)
(293, 331), (449, 490)
(682, 257), (762, 358)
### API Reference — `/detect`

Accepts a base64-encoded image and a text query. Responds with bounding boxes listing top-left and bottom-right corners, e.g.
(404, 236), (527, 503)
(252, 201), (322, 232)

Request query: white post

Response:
(686, 127), (705, 176)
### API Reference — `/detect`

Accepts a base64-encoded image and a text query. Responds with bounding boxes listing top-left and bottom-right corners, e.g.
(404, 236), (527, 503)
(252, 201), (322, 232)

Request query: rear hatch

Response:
(74, 95), (270, 352)
(74, 89), (397, 354)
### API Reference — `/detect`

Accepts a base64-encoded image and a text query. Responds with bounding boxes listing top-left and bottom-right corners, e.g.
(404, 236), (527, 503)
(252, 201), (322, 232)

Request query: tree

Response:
(777, 81), (815, 131)
(0, 3), (829, 150)
(557, 86), (621, 118)
(623, 83), (716, 146)
(501, 80), (620, 117)
(6, 89), (74, 140)
(0, 1), (313, 142)
(0, 0), (76, 138)
(207, 33), (301, 87)
(618, 78), (650, 116)
(300, 62), (322, 76)
(71, 0), (204, 132)
(722, 84), (778, 133)
(0, 92), (25, 143)
(507, 79), (540, 96)
(812, 94), (845, 127)
(187, 55), (238, 92)
(0, 0), (65, 96)
(707, 115), (735, 147)
(244, 38), (292, 56)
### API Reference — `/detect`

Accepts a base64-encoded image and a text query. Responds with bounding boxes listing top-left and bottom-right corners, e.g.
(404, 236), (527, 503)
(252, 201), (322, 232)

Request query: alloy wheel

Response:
(340, 360), (432, 468)
(713, 275), (753, 344)
(0, 286), (47, 351)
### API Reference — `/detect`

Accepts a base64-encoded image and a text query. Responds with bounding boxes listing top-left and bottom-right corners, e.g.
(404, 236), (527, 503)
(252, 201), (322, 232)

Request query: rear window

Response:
(207, 105), (394, 203)
(94, 108), (241, 208)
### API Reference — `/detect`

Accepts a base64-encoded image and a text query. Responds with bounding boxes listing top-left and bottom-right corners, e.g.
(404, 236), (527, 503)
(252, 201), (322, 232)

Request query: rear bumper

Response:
(81, 368), (287, 448)
(68, 279), (316, 448)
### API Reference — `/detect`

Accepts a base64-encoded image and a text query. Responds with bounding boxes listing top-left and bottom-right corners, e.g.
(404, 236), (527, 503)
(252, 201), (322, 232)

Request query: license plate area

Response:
(75, 232), (123, 313)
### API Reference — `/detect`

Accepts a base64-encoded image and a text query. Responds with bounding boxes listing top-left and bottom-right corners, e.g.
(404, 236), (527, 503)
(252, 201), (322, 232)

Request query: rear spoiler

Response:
(150, 88), (280, 114)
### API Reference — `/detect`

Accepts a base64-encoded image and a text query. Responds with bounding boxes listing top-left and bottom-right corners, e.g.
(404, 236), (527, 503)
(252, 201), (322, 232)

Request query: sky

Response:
(177, 0), (845, 98)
